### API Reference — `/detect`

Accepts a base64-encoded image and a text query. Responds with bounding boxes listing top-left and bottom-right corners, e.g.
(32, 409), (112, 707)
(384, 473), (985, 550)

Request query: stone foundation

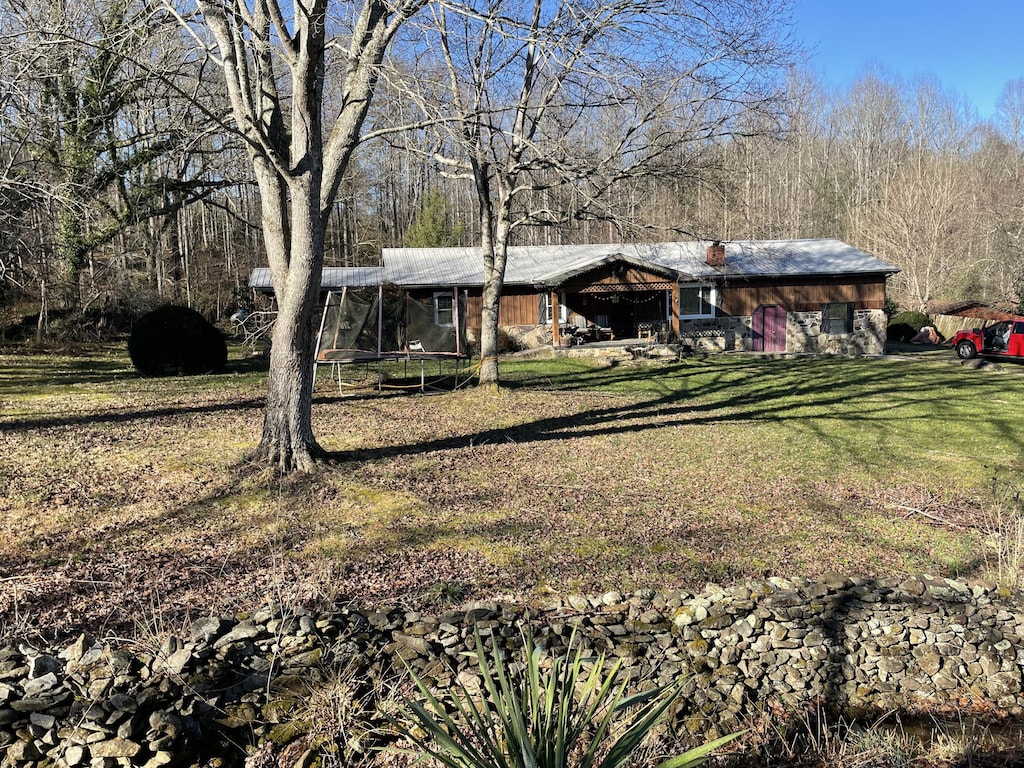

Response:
(502, 324), (550, 349)
(788, 309), (887, 356)
(503, 309), (888, 358)
(677, 317), (751, 352)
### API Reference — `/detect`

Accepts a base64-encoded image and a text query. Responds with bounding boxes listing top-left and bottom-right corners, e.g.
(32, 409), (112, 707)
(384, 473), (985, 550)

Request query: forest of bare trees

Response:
(2, 0), (1023, 343)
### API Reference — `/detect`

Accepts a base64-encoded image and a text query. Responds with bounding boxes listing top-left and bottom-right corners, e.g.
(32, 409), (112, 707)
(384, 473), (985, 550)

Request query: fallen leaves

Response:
(0, 352), (994, 645)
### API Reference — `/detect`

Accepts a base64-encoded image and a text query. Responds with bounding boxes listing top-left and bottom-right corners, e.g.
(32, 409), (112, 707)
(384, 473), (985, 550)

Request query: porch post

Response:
(551, 290), (561, 346)
(670, 285), (680, 338)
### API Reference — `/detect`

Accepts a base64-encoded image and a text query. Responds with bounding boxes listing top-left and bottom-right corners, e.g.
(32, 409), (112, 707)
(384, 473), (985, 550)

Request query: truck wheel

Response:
(956, 340), (977, 359)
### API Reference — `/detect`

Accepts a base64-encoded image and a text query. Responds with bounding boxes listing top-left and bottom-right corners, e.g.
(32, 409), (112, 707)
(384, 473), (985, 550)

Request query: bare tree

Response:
(400, 0), (794, 387)
(982, 80), (1024, 301)
(862, 77), (980, 310)
(190, 0), (424, 470)
(825, 66), (911, 246)
(1, 0), (227, 314)
(697, 68), (836, 241)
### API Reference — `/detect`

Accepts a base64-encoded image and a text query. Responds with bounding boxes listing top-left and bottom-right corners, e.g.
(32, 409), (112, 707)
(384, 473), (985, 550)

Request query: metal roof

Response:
(381, 239), (898, 286)
(248, 239), (898, 291)
(249, 266), (385, 291)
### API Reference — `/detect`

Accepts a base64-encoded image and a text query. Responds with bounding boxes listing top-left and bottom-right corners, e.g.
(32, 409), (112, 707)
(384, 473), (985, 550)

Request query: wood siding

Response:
(462, 288), (540, 338)
(497, 290), (542, 325)
(720, 277), (887, 317)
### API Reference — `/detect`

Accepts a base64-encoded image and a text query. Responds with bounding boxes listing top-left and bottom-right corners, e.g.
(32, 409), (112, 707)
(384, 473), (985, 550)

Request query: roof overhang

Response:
(248, 266), (386, 292)
(927, 300), (1024, 323)
(534, 252), (690, 287)
(714, 268), (900, 281)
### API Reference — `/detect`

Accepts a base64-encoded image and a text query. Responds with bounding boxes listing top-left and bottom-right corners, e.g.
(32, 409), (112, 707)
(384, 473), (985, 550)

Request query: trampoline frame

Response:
(313, 286), (472, 393)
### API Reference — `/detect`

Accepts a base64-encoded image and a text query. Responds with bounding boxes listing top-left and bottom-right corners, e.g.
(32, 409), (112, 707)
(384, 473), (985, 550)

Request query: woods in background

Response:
(2, 0), (1022, 342)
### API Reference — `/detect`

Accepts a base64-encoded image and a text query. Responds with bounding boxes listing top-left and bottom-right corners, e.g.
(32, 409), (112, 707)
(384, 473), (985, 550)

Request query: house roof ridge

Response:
(250, 238), (898, 291)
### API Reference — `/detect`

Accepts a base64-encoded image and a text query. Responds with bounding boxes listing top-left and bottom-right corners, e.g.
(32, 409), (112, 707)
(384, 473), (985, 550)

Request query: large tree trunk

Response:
(56, 208), (87, 310)
(477, 215), (510, 389)
(251, 171), (327, 472)
(253, 295), (324, 472)
(196, 0), (420, 472)
(478, 261), (503, 388)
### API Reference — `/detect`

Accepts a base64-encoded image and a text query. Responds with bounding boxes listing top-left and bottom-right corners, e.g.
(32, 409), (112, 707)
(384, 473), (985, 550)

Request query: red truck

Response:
(951, 319), (1024, 360)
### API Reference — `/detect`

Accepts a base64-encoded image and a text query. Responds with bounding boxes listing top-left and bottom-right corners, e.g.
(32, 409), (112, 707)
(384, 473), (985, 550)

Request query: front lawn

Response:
(1, 346), (1021, 643)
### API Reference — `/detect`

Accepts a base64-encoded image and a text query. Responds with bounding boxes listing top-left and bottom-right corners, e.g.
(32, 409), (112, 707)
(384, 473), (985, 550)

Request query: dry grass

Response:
(1, 345), (1021, 644)
(732, 700), (1024, 768)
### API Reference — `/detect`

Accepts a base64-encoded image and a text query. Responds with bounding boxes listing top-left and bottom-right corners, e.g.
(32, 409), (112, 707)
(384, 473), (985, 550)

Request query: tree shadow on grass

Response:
(0, 395), (270, 434)
(323, 356), (1024, 474)
(0, 354), (132, 391)
(1, 355), (1017, 644)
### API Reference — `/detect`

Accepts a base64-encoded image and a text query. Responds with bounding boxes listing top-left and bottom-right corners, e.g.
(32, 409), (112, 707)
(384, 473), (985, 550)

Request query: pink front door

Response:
(752, 305), (787, 352)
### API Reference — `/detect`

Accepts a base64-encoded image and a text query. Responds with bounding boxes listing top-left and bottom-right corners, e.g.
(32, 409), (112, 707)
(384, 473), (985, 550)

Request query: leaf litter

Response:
(0, 357), (989, 645)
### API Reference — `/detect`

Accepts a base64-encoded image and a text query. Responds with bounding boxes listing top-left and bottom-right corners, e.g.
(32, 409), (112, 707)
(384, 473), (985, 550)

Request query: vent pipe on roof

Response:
(706, 241), (726, 267)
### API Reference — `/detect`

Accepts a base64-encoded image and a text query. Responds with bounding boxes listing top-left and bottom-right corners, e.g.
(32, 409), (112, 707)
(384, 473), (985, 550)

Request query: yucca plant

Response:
(393, 629), (742, 768)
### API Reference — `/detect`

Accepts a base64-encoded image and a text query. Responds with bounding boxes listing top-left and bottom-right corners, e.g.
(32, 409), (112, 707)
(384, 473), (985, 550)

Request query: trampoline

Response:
(314, 285), (472, 392)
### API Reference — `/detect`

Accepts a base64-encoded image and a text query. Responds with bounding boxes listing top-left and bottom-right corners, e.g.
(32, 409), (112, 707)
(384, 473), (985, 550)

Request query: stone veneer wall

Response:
(787, 309), (887, 356)
(677, 309), (887, 356)
(677, 317), (751, 352)
(502, 324), (552, 349)
(2, 575), (1022, 767)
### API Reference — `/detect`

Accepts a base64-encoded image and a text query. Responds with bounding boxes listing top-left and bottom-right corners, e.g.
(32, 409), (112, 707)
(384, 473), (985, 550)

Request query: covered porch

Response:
(540, 256), (683, 348)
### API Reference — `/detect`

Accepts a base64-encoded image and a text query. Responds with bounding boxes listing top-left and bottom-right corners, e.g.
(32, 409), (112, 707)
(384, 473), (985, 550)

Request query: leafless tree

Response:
(1, 0), (229, 312)
(981, 80), (1024, 301)
(188, 0), (424, 470)
(396, 0), (795, 386)
(861, 77), (981, 310)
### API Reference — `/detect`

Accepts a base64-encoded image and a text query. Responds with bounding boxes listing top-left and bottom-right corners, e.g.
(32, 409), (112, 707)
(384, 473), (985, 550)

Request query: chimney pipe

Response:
(706, 241), (726, 267)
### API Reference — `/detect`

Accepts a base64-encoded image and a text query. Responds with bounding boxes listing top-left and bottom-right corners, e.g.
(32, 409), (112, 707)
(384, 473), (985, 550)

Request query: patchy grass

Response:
(1, 346), (1022, 643)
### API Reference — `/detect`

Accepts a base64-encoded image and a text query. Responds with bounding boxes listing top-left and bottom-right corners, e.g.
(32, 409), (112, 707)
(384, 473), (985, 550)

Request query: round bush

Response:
(887, 323), (915, 342)
(887, 311), (930, 343)
(129, 305), (227, 376)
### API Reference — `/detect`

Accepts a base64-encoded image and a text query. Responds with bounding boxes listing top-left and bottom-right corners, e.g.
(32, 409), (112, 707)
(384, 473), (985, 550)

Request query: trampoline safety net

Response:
(316, 286), (468, 361)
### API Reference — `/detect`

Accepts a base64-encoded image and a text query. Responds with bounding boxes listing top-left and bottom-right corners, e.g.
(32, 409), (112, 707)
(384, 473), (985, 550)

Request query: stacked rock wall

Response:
(2, 575), (1023, 767)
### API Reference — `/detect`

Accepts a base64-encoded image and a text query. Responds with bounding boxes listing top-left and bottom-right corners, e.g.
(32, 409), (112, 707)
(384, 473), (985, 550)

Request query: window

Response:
(678, 283), (717, 318)
(539, 292), (569, 324)
(822, 302), (853, 335)
(434, 292), (455, 326)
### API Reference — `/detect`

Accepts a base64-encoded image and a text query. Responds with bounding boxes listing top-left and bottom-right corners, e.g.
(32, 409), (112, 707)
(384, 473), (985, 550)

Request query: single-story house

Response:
(249, 238), (899, 356)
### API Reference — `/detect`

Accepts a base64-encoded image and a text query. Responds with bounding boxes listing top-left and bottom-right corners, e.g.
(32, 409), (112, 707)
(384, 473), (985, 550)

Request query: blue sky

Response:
(790, 0), (1024, 119)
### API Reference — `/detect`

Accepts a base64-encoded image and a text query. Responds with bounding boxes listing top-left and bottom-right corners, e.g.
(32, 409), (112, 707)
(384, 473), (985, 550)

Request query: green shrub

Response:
(887, 311), (930, 343)
(129, 304), (227, 376)
(393, 629), (741, 768)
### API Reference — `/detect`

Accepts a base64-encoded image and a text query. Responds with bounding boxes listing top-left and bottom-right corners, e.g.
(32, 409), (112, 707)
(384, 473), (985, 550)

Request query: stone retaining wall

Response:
(2, 575), (1023, 767)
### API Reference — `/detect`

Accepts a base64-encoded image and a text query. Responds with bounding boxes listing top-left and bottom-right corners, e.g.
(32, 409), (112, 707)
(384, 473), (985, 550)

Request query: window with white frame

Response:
(678, 283), (717, 318)
(539, 292), (569, 324)
(433, 292), (455, 326)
